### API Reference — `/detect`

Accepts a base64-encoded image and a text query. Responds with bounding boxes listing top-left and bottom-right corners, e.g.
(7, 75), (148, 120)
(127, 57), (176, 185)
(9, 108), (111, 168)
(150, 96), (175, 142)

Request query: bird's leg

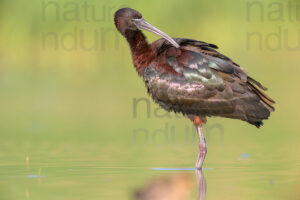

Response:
(195, 169), (206, 200)
(195, 124), (206, 169)
(191, 116), (207, 169)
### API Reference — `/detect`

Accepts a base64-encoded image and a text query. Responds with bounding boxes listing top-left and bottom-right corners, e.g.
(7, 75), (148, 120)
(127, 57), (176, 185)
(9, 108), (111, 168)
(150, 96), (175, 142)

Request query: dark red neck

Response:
(124, 30), (156, 76)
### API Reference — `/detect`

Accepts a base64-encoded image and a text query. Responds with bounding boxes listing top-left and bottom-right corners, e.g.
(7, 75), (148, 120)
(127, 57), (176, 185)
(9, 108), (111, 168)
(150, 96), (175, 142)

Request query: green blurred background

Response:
(0, 0), (299, 199)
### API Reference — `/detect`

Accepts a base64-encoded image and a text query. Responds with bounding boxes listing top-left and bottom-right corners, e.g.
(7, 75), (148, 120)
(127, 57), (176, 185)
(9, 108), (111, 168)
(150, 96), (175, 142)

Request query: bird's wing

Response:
(146, 39), (275, 127)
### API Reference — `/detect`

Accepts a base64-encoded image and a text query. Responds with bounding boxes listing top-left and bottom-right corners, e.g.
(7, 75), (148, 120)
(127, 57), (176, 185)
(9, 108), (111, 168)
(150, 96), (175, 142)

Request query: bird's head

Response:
(114, 8), (179, 48)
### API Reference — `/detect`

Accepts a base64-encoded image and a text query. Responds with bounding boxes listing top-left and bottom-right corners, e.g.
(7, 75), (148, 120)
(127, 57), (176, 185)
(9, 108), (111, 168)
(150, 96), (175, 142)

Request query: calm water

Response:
(0, 155), (298, 200)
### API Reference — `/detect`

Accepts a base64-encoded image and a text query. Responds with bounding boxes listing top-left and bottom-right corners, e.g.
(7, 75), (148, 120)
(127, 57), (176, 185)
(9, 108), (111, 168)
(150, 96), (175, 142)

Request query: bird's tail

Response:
(247, 76), (275, 112)
(244, 76), (275, 127)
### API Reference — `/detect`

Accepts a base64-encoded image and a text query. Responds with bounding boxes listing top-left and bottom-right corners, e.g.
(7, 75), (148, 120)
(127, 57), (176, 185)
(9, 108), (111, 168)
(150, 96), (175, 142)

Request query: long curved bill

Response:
(132, 18), (180, 48)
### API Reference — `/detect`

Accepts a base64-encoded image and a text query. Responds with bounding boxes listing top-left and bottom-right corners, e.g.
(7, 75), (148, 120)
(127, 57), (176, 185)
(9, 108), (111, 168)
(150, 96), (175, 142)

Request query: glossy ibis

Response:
(114, 8), (275, 169)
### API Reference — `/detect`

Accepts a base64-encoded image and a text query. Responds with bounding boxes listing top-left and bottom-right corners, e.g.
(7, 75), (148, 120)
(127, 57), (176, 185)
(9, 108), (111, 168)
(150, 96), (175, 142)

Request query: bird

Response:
(114, 8), (275, 169)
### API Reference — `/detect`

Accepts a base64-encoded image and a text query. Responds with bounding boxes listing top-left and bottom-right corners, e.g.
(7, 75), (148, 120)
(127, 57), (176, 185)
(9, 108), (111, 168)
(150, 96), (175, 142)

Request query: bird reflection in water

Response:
(135, 170), (206, 200)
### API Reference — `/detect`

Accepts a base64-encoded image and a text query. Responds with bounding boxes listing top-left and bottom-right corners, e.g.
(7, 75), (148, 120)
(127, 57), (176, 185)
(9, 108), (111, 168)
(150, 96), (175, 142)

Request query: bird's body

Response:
(128, 31), (274, 127)
(114, 8), (275, 169)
